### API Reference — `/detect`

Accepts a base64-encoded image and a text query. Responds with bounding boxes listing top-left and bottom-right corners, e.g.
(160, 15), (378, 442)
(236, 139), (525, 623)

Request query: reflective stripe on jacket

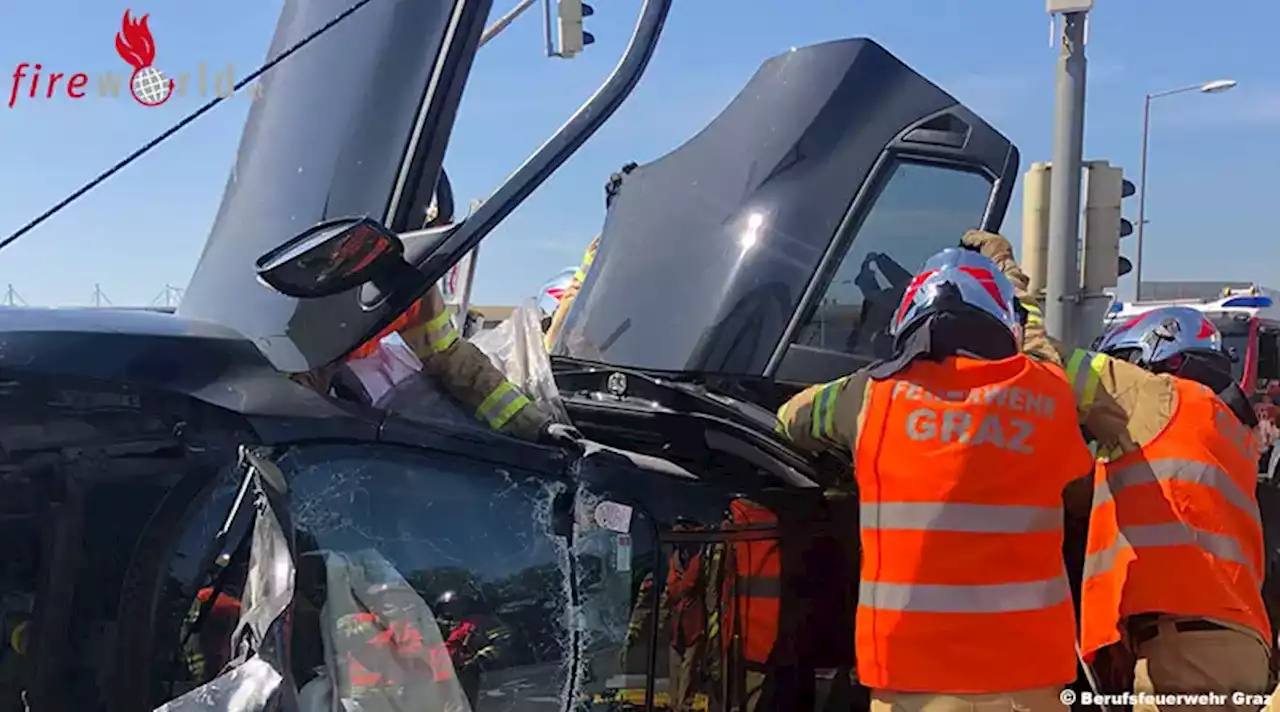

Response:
(545, 235), (601, 350)
(853, 354), (1093, 693)
(1080, 375), (1271, 659)
(723, 500), (781, 666)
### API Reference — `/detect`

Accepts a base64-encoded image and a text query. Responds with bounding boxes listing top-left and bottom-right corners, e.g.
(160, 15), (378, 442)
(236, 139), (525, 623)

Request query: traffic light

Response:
(1081, 160), (1136, 293)
(1020, 162), (1052, 298)
(556, 0), (595, 58)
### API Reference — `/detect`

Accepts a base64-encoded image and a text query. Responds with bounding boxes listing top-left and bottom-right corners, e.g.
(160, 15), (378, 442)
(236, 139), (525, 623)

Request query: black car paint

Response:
(551, 38), (1018, 381)
(0, 31), (1024, 712)
(178, 0), (485, 374)
(12, 0), (1271, 706)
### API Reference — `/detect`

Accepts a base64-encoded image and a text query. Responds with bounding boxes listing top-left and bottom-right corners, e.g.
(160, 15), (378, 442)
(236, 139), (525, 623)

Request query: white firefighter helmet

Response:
(537, 267), (578, 320)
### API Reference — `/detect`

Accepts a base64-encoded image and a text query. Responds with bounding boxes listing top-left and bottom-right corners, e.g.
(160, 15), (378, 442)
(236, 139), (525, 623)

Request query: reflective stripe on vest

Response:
(475, 381), (530, 431)
(1085, 522), (1258, 582)
(860, 577), (1071, 613)
(1093, 458), (1261, 528)
(1085, 458), (1263, 582)
(1079, 377), (1271, 658)
(1065, 349), (1108, 409)
(860, 501), (1069, 613)
(736, 574), (782, 598)
(853, 358), (1085, 693)
(861, 502), (1062, 533)
(726, 502), (781, 664)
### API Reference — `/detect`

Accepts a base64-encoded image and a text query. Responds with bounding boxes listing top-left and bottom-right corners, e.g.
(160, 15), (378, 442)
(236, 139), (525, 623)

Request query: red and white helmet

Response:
(536, 267), (578, 320)
(889, 248), (1020, 339)
(1095, 306), (1226, 371)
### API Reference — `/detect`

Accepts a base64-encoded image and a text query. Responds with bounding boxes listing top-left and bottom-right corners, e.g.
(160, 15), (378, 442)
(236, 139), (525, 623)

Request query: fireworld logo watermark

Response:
(8, 9), (247, 109)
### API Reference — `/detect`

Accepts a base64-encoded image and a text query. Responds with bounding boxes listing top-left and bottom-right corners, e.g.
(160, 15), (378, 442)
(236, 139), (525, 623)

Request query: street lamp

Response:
(1134, 78), (1237, 300)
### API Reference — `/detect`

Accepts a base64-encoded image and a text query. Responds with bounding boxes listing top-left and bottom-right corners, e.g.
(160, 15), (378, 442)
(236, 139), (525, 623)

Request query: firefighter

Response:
(621, 522), (721, 711)
(435, 590), (506, 708)
(722, 499), (781, 712)
(329, 579), (468, 710)
(973, 231), (1274, 709)
(774, 246), (1095, 711)
(323, 283), (553, 440)
(182, 588), (242, 683)
(544, 235), (599, 349)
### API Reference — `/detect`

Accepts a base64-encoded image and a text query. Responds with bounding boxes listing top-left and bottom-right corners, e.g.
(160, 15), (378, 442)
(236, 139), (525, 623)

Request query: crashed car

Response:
(8, 0), (1277, 711)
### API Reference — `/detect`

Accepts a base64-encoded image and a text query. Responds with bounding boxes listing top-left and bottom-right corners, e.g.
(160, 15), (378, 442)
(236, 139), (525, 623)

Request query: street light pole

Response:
(1133, 79), (1237, 300)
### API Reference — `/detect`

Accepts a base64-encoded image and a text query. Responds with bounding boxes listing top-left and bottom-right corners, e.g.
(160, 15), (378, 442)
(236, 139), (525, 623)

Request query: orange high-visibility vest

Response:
(723, 500), (781, 666)
(348, 298), (426, 360)
(1080, 377), (1270, 659)
(667, 550), (706, 651)
(854, 354), (1092, 693)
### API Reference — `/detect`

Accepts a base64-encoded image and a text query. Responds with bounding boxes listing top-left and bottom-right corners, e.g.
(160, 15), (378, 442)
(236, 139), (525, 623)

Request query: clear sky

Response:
(0, 0), (1275, 308)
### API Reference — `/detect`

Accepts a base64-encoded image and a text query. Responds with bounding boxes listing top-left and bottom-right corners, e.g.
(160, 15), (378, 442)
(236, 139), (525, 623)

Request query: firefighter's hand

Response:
(540, 422), (584, 447)
(959, 230), (1015, 262)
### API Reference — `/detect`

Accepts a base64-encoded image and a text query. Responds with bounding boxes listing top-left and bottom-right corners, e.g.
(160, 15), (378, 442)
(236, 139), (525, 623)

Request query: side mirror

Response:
(255, 217), (405, 299)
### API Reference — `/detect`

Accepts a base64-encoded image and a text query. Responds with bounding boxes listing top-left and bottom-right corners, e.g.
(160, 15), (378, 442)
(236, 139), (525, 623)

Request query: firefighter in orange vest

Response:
(183, 588), (242, 683)
(774, 245), (1095, 710)
(974, 227), (1274, 708)
(621, 521), (720, 710)
(721, 499), (782, 712)
(1072, 307), (1270, 708)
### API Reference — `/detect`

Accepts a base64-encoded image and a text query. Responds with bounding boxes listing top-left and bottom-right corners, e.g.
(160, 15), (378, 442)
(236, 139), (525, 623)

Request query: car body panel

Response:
(177, 0), (490, 374)
(551, 38), (1018, 380)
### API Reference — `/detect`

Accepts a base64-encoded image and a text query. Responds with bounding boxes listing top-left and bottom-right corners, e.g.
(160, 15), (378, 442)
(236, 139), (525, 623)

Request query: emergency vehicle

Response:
(1105, 286), (1280, 477)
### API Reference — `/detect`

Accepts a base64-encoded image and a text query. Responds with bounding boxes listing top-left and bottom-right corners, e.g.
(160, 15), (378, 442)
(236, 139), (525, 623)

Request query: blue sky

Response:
(0, 0), (1275, 308)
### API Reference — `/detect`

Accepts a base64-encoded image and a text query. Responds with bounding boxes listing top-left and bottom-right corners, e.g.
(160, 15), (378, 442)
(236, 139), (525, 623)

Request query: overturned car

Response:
(6, 0), (1277, 710)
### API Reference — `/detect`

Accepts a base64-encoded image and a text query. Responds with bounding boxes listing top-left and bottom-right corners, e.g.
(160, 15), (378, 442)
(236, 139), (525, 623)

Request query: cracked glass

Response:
(148, 443), (663, 712)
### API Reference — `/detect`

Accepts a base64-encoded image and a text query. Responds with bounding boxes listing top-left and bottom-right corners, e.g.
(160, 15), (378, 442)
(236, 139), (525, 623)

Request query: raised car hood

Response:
(551, 38), (1017, 378)
(177, 0), (490, 373)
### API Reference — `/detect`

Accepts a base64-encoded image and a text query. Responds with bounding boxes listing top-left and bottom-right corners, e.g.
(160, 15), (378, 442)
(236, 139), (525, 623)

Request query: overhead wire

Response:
(0, 0), (379, 254)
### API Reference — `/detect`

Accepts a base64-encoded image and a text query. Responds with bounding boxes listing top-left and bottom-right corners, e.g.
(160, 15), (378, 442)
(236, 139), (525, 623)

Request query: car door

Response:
(773, 123), (1018, 387)
(128, 423), (593, 712)
(570, 455), (860, 712)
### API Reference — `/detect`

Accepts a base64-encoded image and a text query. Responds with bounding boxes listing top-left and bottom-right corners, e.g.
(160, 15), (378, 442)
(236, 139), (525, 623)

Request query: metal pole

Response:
(1134, 94), (1151, 301)
(1043, 11), (1089, 346)
(480, 0), (538, 47)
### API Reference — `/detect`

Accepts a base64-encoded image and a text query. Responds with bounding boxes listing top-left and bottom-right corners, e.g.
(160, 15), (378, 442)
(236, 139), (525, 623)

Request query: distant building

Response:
(1139, 280), (1257, 301)
(467, 305), (515, 333)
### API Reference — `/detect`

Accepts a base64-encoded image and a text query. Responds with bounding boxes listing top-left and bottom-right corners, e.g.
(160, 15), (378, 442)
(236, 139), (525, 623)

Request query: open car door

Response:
(551, 38), (1020, 400)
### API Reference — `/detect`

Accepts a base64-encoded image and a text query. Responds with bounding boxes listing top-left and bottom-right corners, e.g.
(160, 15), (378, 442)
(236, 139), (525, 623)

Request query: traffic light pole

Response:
(1043, 7), (1089, 347)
